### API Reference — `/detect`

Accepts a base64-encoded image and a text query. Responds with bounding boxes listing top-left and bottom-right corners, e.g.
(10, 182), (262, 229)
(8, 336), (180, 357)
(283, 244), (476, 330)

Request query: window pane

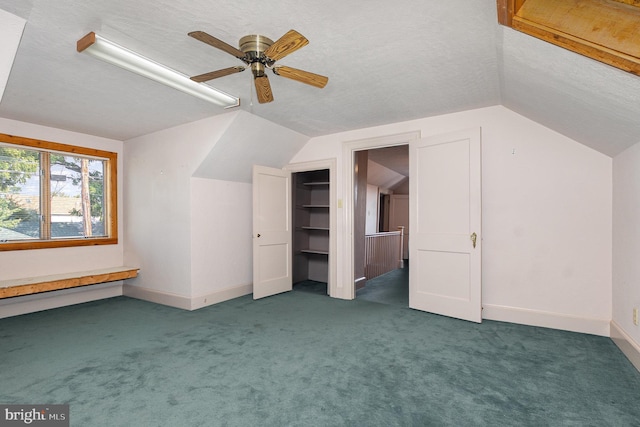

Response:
(50, 155), (106, 239)
(0, 146), (41, 241)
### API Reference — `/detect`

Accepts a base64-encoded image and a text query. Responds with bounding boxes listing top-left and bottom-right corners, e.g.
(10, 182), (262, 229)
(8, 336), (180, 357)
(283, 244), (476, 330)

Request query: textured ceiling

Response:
(0, 0), (639, 156)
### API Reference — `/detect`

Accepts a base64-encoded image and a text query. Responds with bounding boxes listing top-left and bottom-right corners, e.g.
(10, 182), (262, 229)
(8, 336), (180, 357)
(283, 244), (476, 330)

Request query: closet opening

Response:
(291, 169), (331, 296)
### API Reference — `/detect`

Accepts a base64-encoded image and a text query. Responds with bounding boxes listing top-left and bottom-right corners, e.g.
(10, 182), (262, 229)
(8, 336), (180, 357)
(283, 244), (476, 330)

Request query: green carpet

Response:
(357, 266), (409, 307)
(1, 292), (639, 426)
(293, 280), (328, 296)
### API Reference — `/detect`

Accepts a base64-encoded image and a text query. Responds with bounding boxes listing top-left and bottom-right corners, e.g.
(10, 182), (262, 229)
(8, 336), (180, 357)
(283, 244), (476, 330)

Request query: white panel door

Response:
(252, 165), (292, 299)
(409, 128), (482, 322)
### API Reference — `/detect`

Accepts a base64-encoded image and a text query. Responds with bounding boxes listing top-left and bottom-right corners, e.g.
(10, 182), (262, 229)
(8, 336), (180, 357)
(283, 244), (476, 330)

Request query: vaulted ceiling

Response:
(0, 0), (639, 157)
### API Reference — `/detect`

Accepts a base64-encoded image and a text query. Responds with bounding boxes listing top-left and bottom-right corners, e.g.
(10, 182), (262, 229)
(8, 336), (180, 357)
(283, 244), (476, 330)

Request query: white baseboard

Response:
(482, 304), (610, 337)
(123, 283), (252, 311)
(0, 282), (123, 319)
(610, 320), (640, 373)
(190, 283), (252, 310)
(122, 284), (192, 310)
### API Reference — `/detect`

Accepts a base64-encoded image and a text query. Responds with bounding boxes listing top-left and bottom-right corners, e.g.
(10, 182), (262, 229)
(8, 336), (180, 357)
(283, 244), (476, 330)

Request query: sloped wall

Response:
(124, 111), (309, 309)
(190, 112), (308, 307)
(193, 111), (308, 183)
(0, 9), (24, 102)
(123, 112), (238, 306)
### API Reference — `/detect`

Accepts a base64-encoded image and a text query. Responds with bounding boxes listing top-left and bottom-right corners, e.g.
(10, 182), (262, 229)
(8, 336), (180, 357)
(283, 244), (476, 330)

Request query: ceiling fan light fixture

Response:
(188, 29), (328, 104)
(76, 32), (239, 109)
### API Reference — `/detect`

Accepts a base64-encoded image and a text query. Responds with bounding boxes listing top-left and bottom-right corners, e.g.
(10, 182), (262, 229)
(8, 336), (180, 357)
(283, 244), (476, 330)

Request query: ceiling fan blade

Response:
(273, 66), (328, 88)
(254, 75), (274, 103)
(190, 66), (245, 83)
(264, 29), (309, 61)
(188, 31), (246, 60)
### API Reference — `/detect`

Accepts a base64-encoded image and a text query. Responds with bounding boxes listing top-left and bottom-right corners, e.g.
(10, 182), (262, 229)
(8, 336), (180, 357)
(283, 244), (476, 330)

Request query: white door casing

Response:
(252, 165), (292, 299)
(409, 128), (482, 323)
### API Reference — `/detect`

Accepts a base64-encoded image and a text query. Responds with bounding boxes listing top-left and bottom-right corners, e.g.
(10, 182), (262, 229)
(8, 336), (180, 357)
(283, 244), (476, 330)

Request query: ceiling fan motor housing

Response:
(239, 35), (274, 77)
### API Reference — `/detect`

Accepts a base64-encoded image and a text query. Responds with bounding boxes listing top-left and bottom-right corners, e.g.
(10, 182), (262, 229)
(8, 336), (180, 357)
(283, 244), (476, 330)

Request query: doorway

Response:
(341, 128), (482, 323)
(352, 145), (410, 307)
(340, 131), (419, 301)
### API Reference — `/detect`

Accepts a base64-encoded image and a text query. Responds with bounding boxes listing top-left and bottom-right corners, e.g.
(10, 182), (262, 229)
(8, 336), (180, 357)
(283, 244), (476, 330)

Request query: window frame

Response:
(0, 133), (118, 251)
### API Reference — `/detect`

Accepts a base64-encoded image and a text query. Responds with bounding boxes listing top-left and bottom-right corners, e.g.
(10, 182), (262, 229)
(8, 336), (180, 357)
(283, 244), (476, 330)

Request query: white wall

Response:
(123, 111), (308, 309)
(0, 118), (125, 316)
(365, 184), (379, 235)
(612, 142), (640, 366)
(389, 194), (409, 259)
(393, 178), (409, 195)
(190, 177), (252, 307)
(291, 105), (612, 336)
(123, 112), (238, 303)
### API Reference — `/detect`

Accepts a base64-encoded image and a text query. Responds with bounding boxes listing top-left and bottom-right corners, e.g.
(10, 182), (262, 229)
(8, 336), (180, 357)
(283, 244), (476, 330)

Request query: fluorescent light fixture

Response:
(77, 32), (239, 108)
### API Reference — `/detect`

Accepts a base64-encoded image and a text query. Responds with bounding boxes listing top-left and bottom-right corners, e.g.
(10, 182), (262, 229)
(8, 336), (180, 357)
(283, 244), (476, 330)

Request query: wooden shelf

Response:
(0, 266), (139, 299)
(293, 169), (330, 284)
(300, 249), (329, 255)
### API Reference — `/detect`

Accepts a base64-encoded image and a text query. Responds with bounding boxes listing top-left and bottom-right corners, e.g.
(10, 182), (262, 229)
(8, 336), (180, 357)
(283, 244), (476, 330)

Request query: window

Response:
(0, 133), (117, 250)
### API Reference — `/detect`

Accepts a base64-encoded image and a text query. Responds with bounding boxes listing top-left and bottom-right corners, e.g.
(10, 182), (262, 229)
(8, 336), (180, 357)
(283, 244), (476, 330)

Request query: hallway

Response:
(356, 264), (408, 308)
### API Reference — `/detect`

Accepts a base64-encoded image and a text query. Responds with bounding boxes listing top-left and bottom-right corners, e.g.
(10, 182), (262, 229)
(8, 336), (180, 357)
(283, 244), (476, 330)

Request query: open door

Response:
(409, 128), (482, 322)
(252, 165), (292, 299)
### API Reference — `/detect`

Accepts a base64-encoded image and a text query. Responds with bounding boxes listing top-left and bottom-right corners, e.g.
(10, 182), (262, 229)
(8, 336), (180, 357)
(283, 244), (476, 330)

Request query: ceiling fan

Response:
(188, 29), (328, 104)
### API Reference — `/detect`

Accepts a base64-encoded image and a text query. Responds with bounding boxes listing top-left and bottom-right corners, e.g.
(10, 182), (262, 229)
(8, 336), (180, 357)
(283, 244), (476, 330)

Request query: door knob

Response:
(257, 233), (261, 238)
(470, 232), (477, 249)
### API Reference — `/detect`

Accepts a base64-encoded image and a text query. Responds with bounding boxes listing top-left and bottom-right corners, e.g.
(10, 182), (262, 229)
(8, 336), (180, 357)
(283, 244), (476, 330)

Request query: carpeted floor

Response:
(1, 292), (639, 426)
(293, 280), (328, 296)
(357, 266), (409, 307)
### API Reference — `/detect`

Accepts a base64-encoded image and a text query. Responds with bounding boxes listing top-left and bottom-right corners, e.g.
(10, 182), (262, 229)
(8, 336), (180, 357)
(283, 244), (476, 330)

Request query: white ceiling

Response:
(0, 0), (639, 156)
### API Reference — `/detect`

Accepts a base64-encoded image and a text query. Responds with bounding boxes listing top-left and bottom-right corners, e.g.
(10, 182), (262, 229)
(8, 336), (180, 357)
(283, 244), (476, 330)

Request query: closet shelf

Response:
(300, 249), (329, 255)
(293, 169), (330, 284)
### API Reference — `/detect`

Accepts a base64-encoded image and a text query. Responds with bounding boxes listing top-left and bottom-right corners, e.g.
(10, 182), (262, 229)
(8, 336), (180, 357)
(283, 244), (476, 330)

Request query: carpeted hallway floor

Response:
(357, 266), (409, 308)
(1, 291), (639, 426)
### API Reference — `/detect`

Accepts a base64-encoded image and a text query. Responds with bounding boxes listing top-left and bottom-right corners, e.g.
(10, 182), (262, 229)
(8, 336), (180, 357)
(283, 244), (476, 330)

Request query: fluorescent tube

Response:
(77, 32), (239, 108)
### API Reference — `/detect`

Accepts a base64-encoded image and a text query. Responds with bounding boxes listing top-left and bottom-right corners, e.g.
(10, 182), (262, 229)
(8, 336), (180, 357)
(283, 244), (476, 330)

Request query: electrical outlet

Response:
(634, 308), (639, 326)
